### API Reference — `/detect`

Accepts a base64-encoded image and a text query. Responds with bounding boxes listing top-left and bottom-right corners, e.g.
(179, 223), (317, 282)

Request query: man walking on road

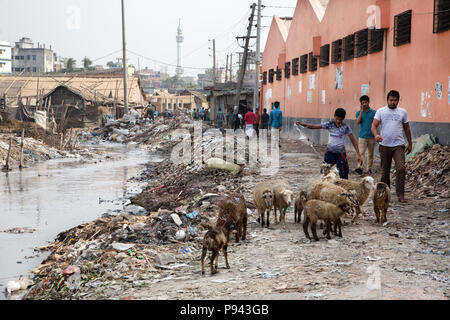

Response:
(355, 95), (376, 175)
(260, 108), (269, 130)
(372, 90), (412, 203)
(269, 101), (283, 148)
(253, 108), (260, 138)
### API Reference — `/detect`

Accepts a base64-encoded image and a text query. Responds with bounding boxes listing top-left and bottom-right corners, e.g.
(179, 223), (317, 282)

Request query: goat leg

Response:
(201, 248), (207, 275)
(223, 245), (230, 269)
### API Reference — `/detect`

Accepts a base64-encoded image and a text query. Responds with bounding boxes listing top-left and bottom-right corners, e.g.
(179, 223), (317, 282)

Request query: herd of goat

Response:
(201, 164), (391, 275)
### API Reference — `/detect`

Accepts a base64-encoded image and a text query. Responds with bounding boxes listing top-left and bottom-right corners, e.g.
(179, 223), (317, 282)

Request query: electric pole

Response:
(235, 3), (256, 109)
(225, 54), (229, 82)
(229, 53), (233, 81)
(254, 0), (262, 113)
(121, 0), (128, 115)
(212, 39), (217, 85)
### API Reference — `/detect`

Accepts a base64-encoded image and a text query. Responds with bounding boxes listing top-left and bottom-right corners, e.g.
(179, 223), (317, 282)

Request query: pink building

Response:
(261, 0), (450, 145)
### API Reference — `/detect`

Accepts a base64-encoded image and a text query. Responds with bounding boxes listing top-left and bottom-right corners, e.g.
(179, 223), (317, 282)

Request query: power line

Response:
(127, 49), (208, 71)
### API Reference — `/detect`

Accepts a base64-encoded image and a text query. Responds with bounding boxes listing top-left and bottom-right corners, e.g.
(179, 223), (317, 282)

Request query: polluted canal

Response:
(0, 142), (163, 299)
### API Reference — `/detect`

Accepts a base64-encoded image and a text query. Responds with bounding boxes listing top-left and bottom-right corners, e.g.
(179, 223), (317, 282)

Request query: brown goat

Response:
(217, 194), (248, 242)
(294, 191), (308, 223)
(373, 182), (391, 224)
(201, 219), (237, 275)
(253, 182), (274, 228)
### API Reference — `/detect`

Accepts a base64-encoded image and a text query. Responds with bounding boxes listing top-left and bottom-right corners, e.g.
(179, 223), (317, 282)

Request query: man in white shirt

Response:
(371, 90), (412, 203)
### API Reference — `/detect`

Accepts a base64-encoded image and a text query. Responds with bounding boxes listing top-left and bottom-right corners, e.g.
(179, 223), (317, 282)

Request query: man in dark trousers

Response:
(260, 108), (269, 130)
(372, 90), (412, 203)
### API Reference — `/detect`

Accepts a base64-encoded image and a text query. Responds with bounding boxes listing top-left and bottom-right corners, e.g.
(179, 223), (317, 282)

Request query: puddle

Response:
(0, 142), (163, 299)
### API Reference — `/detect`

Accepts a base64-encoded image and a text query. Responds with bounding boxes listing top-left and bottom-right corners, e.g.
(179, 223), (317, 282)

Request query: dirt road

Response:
(58, 137), (448, 300)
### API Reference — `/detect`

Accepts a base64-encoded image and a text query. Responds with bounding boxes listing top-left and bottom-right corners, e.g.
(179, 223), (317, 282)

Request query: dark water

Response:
(0, 142), (162, 299)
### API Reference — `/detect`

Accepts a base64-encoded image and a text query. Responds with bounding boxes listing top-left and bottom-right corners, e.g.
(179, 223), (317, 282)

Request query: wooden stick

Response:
(3, 134), (13, 171)
(19, 128), (24, 169)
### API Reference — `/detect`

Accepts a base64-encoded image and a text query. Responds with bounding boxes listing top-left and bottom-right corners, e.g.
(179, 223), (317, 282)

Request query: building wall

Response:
(12, 48), (54, 74)
(0, 42), (12, 74)
(262, 0), (450, 145)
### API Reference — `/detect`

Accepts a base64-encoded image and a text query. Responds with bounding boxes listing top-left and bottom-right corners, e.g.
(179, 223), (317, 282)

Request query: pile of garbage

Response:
(402, 143), (450, 198)
(23, 201), (219, 299)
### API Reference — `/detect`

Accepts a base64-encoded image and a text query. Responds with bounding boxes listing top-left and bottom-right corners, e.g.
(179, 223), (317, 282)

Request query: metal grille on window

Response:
(355, 28), (369, 57)
(394, 10), (412, 46)
(285, 62), (291, 78)
(262, 71), (267, 85)
(369, 29), (385, 53)
(434, 0), (450, 33)
(276, 67), (282, 81)
(308, 52), (317, 72)
(300, 54), (308, 73)
(331, 39), (342, 64)
(343, 34), (355, 61)
(320, 44), (330, 67)
(292, 58), (299, 76)
(268, 69), (274, 83)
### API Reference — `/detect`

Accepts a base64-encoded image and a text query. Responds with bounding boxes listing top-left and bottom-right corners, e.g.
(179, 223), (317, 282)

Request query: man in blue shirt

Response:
(355, 95), (377, 175)
(269, 101), (283, 148)
(297, 108), (363, 179)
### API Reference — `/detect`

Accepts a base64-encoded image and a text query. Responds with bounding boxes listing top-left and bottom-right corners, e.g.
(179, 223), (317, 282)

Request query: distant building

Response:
(54, 55), (67, 73)
(138, 68), (170, 96)
(0, 41), (12, 74)
(197, 72), (213, 90)
(11, 37), (55, 75)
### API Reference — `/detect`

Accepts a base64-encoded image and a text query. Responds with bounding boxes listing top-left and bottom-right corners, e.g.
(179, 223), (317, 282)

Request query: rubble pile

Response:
(402, 144), (450, 198)
(131, 158), (243, 213)
(24, 202), (218, 299)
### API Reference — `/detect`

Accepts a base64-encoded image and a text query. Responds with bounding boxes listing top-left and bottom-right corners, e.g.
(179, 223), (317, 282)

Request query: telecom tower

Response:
(176, 18), (184, 76)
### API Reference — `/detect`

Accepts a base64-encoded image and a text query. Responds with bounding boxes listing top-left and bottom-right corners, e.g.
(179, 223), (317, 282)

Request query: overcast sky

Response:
(0, 0), (297, 76)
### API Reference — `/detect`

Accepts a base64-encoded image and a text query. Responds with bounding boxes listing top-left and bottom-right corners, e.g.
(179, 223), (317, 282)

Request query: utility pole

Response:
(121, 0), (129, 115)
(235, 3), (256, 109)
(212, 39), (216, 85)
(225, 54), (229, 82)
(254, 0), (262, 113)
(229, 53), (233, 81)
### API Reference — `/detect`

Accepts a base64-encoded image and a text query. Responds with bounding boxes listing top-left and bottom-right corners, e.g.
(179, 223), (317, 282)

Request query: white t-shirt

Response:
(374, 106), (408, 147)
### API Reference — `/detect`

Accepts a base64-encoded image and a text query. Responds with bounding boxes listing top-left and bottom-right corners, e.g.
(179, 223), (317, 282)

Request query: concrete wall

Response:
(262, 0), (450, 145)
(0, 42), (12, 74)
(12, 48), (54, 74)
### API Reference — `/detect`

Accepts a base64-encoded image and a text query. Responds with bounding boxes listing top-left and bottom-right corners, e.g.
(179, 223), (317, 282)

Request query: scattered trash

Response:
(186, 211), (198, 219)
(182, 247), (193, 254)
(257, 270), (281, 278)
(171, 213), (183, 226)
(366, 256), (382, 262)
(6, 278), (33, 293)
(111, 242), (135, 251)
(1, 227), (36, 234)
(175, 230), (186, 240)
(62, 265), (80, 276)
(305, 292), (324, 300)
(187, 226), (198, 237)
(206, 157), (242, 174)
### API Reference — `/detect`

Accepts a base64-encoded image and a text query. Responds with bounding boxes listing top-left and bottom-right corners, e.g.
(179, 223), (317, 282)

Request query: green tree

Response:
(66, 58), (76, 72)
(83, 57), (92, 70)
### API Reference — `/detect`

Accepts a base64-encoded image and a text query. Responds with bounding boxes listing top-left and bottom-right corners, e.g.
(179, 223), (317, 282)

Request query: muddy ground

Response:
(23, 133), (449, 300)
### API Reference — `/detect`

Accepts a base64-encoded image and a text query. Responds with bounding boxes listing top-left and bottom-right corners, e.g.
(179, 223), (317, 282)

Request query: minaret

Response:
(176, 18), (184, 76)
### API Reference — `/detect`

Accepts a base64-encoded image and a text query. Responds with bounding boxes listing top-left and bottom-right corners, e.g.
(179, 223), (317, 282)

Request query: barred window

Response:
(434, 0), (450, 33)
(369, 29), (385, 53)
(262, 71), (267, 85)
(300, 54), (308, 73)
(276, 67), (282, 81)
(320, 44), (330, 67)
(355, 28), (369, 57)
(268, 69), (274, 83)
(331, 39), (342, 64)
(292, 57), (299, 76)
(394, 10), (412, 46)
(285, 61), (291, 78)
(308, 52), (317, 72)
(343, 34), (355, 61)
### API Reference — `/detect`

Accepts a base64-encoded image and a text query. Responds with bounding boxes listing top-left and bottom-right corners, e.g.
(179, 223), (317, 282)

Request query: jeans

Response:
(324, 151), (349, 179)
